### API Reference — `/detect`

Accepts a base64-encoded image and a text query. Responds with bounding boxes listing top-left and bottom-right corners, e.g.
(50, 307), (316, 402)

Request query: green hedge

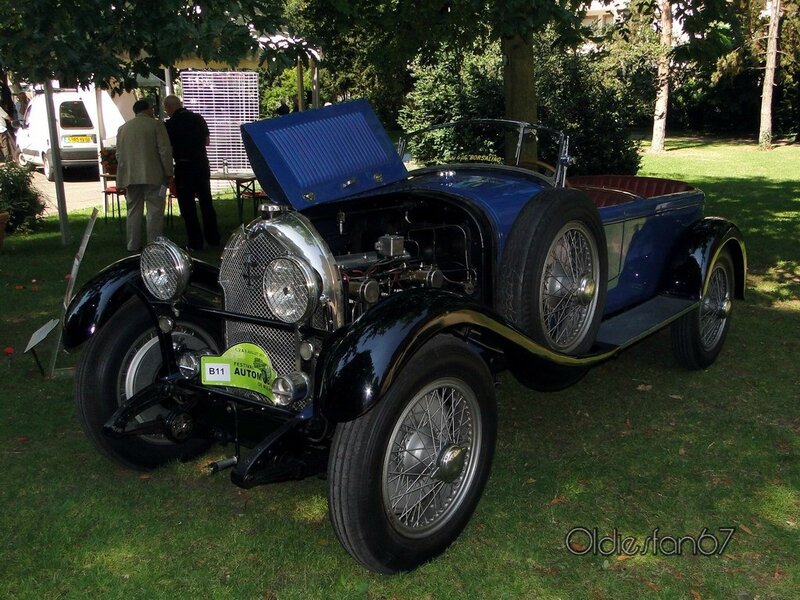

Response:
(0, 162), (46, 233)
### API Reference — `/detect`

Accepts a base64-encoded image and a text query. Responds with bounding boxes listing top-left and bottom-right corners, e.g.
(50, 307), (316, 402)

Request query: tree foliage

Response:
(295, 0), (592, 125)
(0, 1), (283, 91)
(399, 33), (641, 176)
(666, 0), (800, 135)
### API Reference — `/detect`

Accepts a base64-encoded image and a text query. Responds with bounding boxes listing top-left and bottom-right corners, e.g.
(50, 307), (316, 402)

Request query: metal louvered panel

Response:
(269, 112), (393, 188)
(180, 71), (260, 173)
(241, 99), (407, 210)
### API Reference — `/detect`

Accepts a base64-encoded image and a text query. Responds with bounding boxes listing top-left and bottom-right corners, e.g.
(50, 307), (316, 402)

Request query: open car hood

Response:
(241, 100), (408, 210)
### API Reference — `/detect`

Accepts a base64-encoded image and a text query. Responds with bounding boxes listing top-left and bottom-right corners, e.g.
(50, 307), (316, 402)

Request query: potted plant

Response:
(100, 147), (117, 175)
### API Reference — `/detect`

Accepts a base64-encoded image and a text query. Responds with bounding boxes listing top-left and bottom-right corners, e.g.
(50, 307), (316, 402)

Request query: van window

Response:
(59, 101), (93, 129)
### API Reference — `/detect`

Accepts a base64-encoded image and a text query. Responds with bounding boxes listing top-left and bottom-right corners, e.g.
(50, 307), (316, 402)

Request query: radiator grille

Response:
(219, 230), (299, 380)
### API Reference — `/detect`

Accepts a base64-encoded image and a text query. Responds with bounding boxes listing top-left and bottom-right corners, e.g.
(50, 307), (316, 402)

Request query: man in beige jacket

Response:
(116, 99), (174, 252)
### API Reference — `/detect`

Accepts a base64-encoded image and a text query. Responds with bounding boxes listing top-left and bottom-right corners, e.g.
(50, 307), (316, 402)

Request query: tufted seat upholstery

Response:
(568, 175), (695, 208)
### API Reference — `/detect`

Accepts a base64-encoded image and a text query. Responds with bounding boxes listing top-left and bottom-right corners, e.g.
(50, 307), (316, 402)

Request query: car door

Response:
(15, 102), (39, 165)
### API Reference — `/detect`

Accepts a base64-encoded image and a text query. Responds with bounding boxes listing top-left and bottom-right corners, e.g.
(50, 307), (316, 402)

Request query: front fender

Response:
(315, 288), (618, 423)
(662, 217), (747, 301)
(62, 256), (222, 350)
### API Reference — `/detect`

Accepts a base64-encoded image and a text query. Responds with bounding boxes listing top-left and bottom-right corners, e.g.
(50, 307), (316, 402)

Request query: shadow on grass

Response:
(687, 175), (800, 295)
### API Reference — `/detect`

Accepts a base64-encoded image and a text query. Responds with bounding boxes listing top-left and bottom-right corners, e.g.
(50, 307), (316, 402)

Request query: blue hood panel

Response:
(241, 100), (407, 210)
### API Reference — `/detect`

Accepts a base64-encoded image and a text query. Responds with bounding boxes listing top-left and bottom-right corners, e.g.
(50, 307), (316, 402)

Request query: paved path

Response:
(31, 167), (109, 216)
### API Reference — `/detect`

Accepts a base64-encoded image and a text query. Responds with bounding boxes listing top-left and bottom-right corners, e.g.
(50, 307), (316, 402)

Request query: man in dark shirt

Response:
(163, 95), (220, 250)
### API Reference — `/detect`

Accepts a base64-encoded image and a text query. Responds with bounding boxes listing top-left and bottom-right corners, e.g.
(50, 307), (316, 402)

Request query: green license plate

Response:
(200, 343), (276, 399)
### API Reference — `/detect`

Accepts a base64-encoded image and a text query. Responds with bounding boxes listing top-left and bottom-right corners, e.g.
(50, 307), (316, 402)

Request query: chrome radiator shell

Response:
(218, 211), (343, 395)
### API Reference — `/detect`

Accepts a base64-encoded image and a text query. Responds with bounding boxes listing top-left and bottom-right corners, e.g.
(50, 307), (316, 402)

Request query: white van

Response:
(15, 90), (128, 180)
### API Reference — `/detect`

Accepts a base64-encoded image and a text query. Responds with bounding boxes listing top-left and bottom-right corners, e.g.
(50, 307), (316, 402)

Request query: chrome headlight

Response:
(140, 239), (192, 302)
(263, 257), (319, 323)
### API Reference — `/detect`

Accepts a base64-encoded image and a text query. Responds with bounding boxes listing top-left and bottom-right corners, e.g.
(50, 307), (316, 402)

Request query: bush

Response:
(533, 35), (641, 176)
(0, 162), (46, 233)
(398, 50), (504, 164)
(399, 34), (641, 176)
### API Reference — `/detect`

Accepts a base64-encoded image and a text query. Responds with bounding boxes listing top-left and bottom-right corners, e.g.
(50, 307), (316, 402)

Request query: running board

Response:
(597, 296), (697, 349)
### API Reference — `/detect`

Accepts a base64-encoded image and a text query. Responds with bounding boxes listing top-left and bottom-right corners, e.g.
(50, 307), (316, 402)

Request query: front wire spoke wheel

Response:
(327, 336), (497, 573)
(74, 298), (219, 470)
(383, 379), (480, 537)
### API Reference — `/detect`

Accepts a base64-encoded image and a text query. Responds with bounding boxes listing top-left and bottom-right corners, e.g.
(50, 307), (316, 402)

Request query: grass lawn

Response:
(1, 139), (798, 599)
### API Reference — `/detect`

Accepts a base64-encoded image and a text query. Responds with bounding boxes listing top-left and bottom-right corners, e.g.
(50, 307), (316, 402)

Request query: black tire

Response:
(74, 298), (220, 470)
(327, 336), (497, 573)
(16, 149), (27, 167)
(43, 153), (55, 181)
(498, 188), (607, 354)
(671, 249), (734, 369)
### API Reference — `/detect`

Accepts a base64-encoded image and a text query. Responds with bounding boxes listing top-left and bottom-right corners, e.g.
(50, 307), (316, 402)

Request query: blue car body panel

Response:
(242, 100), (739, 322)
(401, 169), (548, 255)
(600, 193), (705, 314)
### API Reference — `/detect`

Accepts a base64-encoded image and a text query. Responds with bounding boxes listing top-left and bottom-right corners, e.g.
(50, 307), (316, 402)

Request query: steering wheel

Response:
(517, 160), (557, 178)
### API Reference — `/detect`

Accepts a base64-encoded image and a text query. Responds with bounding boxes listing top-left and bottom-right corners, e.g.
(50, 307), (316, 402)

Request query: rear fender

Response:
(662, 217), (747, 301)
(62, 256), (221, 350)
(315, 288), (617, 423)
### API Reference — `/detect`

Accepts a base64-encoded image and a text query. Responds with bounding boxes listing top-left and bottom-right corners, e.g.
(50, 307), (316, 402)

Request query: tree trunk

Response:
(759, 0), (782, 150)
(502, 34), (537, 164)
(650, 0), (673, 154)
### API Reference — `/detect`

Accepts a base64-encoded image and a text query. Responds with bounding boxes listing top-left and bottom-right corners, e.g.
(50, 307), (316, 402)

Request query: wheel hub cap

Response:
(718, 298), (732, 318)
(576, 276), (596, 305)
(433, 444), (466, 483)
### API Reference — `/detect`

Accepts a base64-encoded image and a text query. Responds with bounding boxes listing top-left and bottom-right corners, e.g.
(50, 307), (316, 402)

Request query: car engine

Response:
(216, 199), (483, 409)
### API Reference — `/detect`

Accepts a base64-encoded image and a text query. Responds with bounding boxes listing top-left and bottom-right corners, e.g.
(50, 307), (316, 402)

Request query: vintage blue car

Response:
(63, 100), (746, 573)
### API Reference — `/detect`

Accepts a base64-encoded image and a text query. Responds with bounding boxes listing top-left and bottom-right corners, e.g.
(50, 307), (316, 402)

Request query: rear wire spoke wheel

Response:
(671, 249), (734, 369)
(74, 298), (219, 470)
(328, 336), (497, 573)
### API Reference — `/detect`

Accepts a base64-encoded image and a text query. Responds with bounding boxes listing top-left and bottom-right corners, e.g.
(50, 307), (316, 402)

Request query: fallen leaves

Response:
(549, 495), (568, 506)
(645, 581), (660, 592)
(739, 524), (753, 535)
(691, 590), (702, 600)
(636, 383), (652, 392)
(616, 554), (634, 562)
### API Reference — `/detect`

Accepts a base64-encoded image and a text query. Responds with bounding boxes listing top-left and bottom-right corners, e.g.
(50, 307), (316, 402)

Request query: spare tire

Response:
(498, 188), (607, 355)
